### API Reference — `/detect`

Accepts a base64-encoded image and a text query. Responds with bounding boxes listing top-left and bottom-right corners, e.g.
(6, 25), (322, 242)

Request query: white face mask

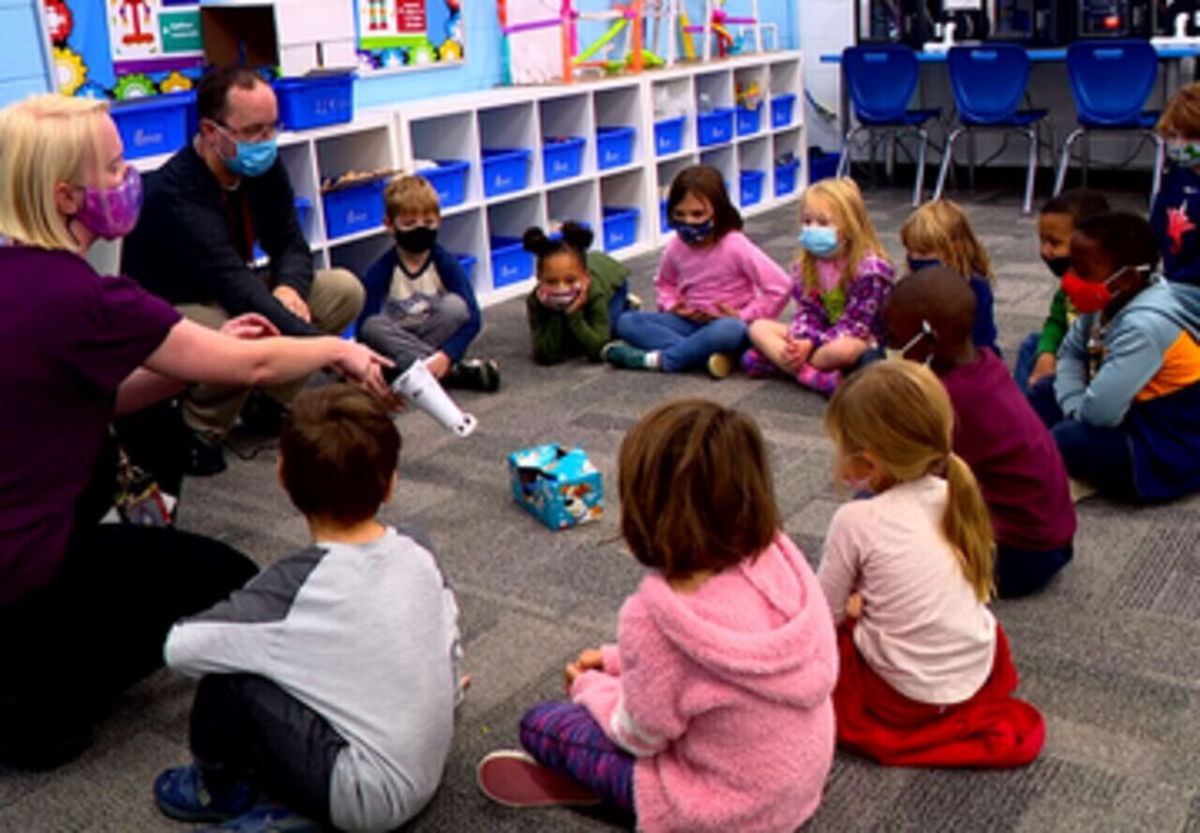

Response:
(884, 319), (936, 365)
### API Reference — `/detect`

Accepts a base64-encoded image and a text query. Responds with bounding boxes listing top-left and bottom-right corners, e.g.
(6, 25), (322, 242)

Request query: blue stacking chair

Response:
(837, 46), (941, 206)
(1053, 40), (1164, 208)
(933, 44), (1048, 214)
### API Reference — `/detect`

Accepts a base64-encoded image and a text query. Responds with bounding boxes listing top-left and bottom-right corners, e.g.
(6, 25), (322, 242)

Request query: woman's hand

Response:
(220, 313), (280, 340)
(332, 342), (399, 407)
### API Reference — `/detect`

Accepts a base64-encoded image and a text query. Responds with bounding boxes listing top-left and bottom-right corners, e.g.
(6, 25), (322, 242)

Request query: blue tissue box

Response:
(508, 444), (604, 530)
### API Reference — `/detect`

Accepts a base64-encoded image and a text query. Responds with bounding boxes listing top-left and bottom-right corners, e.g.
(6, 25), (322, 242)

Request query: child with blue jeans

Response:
(603, 166), (790, 378)
(1028, 212), (1200, 501)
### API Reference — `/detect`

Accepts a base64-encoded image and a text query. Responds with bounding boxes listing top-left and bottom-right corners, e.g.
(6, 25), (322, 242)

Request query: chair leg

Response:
(934, 128), (964, 203)
(837, 126), (864, 179)
(1150, 132), (1166, 210)
(967, 130), (977, 191)
(886, 130), (897, 180)
(1022, 126), (1038, 215)
(913, 127), (929, 207)
(1053, 128), (1084, 197)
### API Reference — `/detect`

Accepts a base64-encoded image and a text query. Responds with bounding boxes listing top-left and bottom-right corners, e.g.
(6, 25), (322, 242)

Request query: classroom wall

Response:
(1, 0), (798, 111)
(0, 0), (52, 106)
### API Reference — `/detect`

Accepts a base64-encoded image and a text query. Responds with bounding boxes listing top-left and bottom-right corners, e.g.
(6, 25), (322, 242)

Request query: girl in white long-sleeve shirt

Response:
(817, 361), (1045, 768)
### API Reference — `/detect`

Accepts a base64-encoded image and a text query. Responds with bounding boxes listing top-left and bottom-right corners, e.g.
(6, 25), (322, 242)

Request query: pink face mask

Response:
(75, 166), (143, 240)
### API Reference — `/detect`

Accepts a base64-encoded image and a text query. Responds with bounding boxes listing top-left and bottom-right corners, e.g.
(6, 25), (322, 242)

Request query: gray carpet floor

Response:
(3, 181), (1199, 832)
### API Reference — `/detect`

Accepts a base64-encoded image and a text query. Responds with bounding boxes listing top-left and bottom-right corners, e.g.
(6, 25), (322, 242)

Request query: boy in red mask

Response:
(1027, 212), (1200, 501)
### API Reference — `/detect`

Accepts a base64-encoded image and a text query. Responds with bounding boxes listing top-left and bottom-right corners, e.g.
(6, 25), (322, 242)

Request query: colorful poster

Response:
(357, 0), (465, 71)
(47, 0), (203, 100)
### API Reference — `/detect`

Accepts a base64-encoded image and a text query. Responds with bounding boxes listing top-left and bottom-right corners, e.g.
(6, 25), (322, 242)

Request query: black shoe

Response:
(184, 432), (227, 477)
(239, 391), (290, 437)
(446, 358), (501, 393)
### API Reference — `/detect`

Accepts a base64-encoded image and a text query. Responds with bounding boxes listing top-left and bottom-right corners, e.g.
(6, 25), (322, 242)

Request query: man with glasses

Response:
(123, 66), (365, 475)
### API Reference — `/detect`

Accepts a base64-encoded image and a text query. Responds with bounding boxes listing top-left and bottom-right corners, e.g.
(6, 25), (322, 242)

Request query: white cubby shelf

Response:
(130, 52), (805, 307)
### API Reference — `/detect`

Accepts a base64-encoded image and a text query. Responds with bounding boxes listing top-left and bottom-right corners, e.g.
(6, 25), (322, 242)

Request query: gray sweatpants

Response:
(358, 292), (470, 370)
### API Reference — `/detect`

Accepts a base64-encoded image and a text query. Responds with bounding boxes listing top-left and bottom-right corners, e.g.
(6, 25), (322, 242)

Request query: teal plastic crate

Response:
(771, 93), (797, 128)
(775, 158), (800, 196)
(110, 93), (195, 160)
(423, 160), (469, 207)
(482, 148), (532, 197)
(740, 170), (765, 207)
(275, 74), (353, 130)
(597, 126), (636, 169)
(654, 116), (685, 156)
(697, 108), (734, 146)
(323, 180), (386, 239)
(456, 253), (477, 280)
(543, 136), (585, 182)
(736, 106), (762, 136)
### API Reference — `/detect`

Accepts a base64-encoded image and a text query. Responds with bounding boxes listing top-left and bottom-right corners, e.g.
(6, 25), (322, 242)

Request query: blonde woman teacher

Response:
(0, 95), (393, 770)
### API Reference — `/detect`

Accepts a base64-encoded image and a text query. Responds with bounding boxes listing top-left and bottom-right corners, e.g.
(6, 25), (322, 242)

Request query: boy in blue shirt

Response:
(358, 175), (500, 391)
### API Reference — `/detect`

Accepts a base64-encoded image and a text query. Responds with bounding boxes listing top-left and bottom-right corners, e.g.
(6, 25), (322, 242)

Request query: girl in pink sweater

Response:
(478, 400), (838, 832)
(603, 166), (791, 378)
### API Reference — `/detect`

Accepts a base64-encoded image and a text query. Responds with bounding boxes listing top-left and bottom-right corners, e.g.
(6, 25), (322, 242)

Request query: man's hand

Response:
(273, 285), (312, 323)
(219, 313), (280, 340)
(425, 351), (452, 379)
(333, 342), (399, 408)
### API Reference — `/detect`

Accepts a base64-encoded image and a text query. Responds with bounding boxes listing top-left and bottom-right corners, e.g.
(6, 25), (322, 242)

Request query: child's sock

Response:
(740, 348), (777, 378)
(796, 364), (842, 397)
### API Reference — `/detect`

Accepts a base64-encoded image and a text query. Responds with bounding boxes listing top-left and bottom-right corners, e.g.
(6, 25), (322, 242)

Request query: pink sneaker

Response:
(796, 365), (842, 397)
(740, 348), (778, 378)
(477, 750), (601, 808)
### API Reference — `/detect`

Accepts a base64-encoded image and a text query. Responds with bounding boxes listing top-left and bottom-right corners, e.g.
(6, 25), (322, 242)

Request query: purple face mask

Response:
(75, 166), (143, 240)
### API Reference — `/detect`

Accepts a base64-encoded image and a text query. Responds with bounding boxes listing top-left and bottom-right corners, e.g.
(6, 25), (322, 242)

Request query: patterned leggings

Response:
(519, 701), (636, 813)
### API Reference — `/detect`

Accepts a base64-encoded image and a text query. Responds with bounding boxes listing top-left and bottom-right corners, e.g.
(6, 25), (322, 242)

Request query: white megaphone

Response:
(391, 358), (478, 437)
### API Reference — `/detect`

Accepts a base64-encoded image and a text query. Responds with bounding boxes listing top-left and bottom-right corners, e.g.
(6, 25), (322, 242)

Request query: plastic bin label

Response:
(132, 126), (165, 148)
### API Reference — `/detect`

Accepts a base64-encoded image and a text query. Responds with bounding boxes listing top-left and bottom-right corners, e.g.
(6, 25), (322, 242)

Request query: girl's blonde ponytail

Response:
(942, 452), (996, 602)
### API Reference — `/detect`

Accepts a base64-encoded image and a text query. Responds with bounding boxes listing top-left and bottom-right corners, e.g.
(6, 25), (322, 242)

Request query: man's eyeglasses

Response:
(215, 120), (282, 143)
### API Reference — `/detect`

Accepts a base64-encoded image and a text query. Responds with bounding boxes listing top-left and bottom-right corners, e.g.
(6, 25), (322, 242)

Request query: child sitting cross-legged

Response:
(153, 384), (463, 833)
(882, 267), (1076, 597)
(744, 177), (895, 396)
(477, 399), (838, 833)
(357, 175), (500, 390)
(819, 361), (1045, 767)
(1027, 212), (1200, 502)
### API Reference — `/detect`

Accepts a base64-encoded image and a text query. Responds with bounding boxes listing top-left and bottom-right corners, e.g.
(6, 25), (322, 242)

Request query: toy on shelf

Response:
(736, 79), (762, 110)
(498, 0), (681, 85)
(683, 0), (776, 60)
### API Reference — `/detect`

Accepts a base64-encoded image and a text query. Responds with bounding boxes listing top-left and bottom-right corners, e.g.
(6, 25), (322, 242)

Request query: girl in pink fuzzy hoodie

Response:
(478, 399), (839, 832)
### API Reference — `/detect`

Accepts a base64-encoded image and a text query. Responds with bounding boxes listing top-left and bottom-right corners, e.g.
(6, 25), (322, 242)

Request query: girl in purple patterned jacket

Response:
(746, 178), (894, 395)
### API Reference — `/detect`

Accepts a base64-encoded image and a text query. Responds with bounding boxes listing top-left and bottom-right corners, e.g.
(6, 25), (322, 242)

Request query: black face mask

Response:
(394, 226), (437, 254)
(906, 256), (941, 273)
(1043, 255), (1071, 278)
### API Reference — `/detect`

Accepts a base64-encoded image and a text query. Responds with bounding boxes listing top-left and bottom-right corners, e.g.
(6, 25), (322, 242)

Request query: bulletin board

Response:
(45, 0), (204, 99)
(355, 0), (466, 74)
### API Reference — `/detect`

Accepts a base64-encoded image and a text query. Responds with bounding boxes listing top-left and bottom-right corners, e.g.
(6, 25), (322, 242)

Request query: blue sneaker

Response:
(153, 765), (257, 823)
(198, 803), (323, 832)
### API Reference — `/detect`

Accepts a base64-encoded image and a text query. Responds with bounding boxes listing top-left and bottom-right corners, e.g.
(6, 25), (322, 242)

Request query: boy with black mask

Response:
(357, 175), (500, 391)
(1013, 190), (1110, 394)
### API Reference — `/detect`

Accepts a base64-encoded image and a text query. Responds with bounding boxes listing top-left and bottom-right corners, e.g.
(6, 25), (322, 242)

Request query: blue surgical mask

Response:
(673, 219), (714, 245)
(798, 225), (839, 258)
(906, 255), (941, 273)
(224, 136), (278, 179)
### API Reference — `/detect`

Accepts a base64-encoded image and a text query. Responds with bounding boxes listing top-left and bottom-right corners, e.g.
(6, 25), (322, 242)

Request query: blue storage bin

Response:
(423, 160), (469, 207)
(654, 116), (685, 156)
(772, 93), (797, 128)
(456, 253), (477, 280)
(697, 108), (735, 147)
(110, 92), (195, 160)
(660, 199), (670, 233)
(775, 158), (800, 196)
(275, 74), (354, 130)
(602, 206), (639, 252)
(322, 179), (386, 240)
(481, 148), (532, 197)
(597, 126), (636, 170)
(736, 106), (762, 136)
(490, 236), (535, 286)
(740, 170), (765, 207)
(543, 136), (585, 183)
(809, 150), (839, 183)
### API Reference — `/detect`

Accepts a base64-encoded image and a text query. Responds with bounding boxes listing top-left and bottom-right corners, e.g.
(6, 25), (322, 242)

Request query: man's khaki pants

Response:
(178, 268), (365, 440)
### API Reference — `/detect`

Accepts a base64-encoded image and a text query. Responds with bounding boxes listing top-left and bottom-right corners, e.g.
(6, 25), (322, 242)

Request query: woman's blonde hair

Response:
(0, 95), (110, 251)
(900, 199), (994, 284)
(799, 177), (889, 293)
(825, 361), (995, 602)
